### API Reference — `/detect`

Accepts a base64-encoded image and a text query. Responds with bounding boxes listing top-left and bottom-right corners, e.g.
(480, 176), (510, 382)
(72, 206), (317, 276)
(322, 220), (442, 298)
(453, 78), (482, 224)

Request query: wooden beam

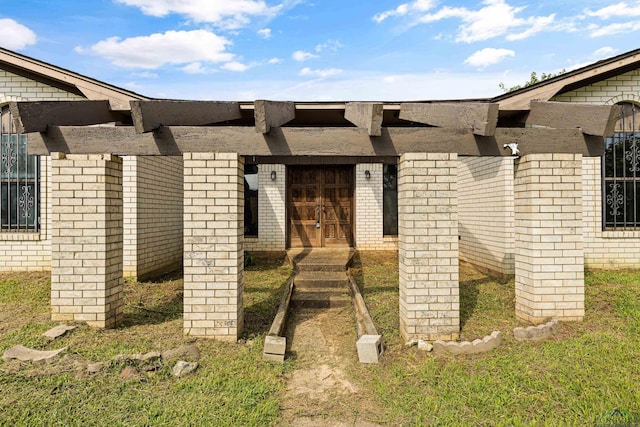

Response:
(344, 102), (383, 136)
(527, 101), (622, 137)
(28, 126), (603, 157)
(399, 102), (499, 136)
(8, 101), (117, 133)
(254, 100), (295, 133)
(130, 100), (242, 133)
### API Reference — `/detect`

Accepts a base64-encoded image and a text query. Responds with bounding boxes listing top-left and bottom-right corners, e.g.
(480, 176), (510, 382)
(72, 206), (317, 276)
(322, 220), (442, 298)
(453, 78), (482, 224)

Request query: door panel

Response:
(288, 166), (353, 248)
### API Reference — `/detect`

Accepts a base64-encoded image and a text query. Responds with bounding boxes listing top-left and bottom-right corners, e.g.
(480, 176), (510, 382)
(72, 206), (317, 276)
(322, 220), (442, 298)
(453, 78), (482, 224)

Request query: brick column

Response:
(50, 153), (123, 328)
(183, 153), (244, 340)
(514, 153), (584, 322)
(355, 163), (383, 249)
(398, 153), (459, 341)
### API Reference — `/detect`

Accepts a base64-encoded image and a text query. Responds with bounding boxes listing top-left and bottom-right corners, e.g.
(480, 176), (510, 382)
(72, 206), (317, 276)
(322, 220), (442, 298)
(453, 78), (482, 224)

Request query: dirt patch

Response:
(280, 307), (383, 426)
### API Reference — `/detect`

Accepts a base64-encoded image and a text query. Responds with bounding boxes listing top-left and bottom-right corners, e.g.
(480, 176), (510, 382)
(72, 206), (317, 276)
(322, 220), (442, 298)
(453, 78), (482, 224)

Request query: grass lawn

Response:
(1, 251), (639, 426)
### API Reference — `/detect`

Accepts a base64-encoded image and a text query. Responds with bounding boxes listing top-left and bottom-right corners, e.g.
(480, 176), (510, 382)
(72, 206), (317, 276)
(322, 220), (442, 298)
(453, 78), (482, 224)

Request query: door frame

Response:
(286, 165), (354, 248)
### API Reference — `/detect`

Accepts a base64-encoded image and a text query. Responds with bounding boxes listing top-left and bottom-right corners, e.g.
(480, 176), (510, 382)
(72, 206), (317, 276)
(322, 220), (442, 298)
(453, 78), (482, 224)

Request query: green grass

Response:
(352, 252), (640, 426)
(2, 254), (640, 426)
(0, 257), (292, 427)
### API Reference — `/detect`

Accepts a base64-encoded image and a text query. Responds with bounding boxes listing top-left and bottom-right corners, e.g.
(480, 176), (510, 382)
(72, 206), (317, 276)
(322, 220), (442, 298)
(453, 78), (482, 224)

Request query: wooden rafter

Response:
(28, 126), (602, 157)
(526, 101), (623, 137)
(344, 102), (383, 136)
(254, 100), (296, 133)
(399, 102), (499, 136)
(130, 100), (242, 133)
(8, 101), (121, 133)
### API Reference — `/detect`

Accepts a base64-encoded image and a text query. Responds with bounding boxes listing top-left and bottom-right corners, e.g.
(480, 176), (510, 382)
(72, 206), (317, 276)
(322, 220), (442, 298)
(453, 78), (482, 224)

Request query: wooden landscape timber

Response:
(130, 100), (242, 133)
(254, 100), (296, 133)
(344, 102), (384, 136)
(526, 101), (623, 137)
(399, 102), (499, 136)
(28, 125), (604, 157)
(9, 100), (122, 133)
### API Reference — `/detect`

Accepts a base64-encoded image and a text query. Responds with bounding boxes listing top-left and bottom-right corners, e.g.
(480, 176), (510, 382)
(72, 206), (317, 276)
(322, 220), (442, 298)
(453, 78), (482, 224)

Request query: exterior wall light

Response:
(365, 170), (371, 180)
(271, 170), (277, 180)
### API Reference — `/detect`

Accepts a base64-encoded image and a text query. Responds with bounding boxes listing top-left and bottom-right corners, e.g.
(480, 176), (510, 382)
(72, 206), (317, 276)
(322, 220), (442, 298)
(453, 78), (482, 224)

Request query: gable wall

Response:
(552, 69), (640, 269)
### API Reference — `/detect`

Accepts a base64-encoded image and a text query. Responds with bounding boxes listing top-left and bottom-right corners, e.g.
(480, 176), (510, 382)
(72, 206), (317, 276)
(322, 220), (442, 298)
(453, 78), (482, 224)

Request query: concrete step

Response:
(293, 271), (349, 289)
(295, 262), (347, 272)
(291, 290), (351, 309)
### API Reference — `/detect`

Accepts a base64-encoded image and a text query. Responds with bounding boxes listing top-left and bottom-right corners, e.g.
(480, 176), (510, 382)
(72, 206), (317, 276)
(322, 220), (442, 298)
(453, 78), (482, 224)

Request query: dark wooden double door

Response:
(288, 167), (354, 248)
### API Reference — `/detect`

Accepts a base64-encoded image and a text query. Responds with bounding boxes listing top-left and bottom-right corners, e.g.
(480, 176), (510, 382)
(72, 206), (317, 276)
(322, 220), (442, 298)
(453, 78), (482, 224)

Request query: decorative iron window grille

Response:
(603, 102), (640, 230)
(1, 108), (40, 232)
(383, 164), (398, 236)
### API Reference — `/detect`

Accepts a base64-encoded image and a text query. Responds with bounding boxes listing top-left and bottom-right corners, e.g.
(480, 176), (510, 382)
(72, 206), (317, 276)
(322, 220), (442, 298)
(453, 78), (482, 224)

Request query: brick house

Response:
(1, 46), (638, 341)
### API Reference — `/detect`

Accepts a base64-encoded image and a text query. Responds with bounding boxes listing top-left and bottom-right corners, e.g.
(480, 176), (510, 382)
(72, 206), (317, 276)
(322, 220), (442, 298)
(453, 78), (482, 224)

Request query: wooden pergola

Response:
(5, 98), (621, 341)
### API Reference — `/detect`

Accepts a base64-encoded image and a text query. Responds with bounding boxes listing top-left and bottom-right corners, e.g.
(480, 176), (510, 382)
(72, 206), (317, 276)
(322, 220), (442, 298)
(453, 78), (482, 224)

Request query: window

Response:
(383, 164), (398, 236)
(244, 164), (258, 236)
(603, 102), (640, 229)
(1, 108), (40, 232)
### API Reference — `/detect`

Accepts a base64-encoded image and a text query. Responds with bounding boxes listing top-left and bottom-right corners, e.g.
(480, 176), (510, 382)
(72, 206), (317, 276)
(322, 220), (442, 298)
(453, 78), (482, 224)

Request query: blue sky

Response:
(1, 0), (639, 101)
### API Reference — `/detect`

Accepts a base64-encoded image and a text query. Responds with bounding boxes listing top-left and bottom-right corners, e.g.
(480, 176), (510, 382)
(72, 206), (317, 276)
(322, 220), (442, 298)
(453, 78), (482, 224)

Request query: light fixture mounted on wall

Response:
(364, 170), (371, 180)
(271, 171), (277, 181)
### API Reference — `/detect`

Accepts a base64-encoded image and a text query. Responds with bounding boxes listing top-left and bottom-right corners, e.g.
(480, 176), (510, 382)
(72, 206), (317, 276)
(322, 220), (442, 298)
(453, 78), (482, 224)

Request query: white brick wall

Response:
(514, 154), (584, 322)
(398, 153), (459, 341)
(183, 153), (244, 340)
(552, 70), (640, 269)
(355, 163), (398, 250)
(50, 154), (124, 328)
(458, 157), (515, 276)
(0, 70), (83, 271)
(123, 156), (183, 279)
(244, 164), (286, 251)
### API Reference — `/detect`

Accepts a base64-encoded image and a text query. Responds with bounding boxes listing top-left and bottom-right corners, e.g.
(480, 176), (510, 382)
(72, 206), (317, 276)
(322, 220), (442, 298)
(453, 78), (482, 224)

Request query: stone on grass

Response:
(404, 339), (419, 348)
(43, 325), (77, 339)
(172, 361), (199, 377)
(417, 340), (433, 352)
(162, 344), (201, 361)
(119, 366), (141, 380)
(141, 351), (161, 362)
(2, 345), (68, 364)
(87, 363), (105, 374)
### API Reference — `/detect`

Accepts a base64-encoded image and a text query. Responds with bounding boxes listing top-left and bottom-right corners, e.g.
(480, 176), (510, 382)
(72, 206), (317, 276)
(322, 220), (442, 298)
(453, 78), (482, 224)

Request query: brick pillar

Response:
(355, 163), (383, 249)
(398, 153), (459, 341)
(51, 153), (123, 328)
(514, 153), (584, 322)
(183, 153), (244, 340)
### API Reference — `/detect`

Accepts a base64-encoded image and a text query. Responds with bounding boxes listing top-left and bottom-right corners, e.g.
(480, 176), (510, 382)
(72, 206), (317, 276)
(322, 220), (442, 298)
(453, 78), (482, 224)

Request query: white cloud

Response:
(464, 48), (515, 68)
(133, 71), (159, 78)
(79, 30), (233, 69)
(292, 50), (319, 61)
(268, 57), (282, 64)
(182, 62), (208, 74)
(315, 40), (344, 53)
(0, 19), (37, 50)
(300, 67), (343, 78)
(590, 20), (640, 37)
(376, 0), (557, 43)
(258, 28), (272, 39)
(373, 0), (436, 23)
(594, 46), (619, 57)
(115, 0), (282, 29)
(222, 61), (250, 72)
(585, 2), (640, 19)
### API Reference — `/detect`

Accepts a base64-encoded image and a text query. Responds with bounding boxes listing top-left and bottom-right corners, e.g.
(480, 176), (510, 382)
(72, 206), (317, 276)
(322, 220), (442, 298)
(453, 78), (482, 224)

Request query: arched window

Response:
(603, 102), (640, 229)
(1, 105), (40, 232)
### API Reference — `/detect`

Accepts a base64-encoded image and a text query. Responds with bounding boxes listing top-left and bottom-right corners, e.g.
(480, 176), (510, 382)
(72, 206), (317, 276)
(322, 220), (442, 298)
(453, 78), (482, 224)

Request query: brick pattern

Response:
(245, 164), (287, 251)
(183, 153), (244, 340)
(398, 153), (459, 341)
(50, 154), (124, 328)
(355, 163), (397, 250)
(0, 70), (84, 104)
(0, 71), (82, 272)
(514, 154), (584, 322)
(123, 156), (183, 279)
(458, 157), (515, 276)
(552, 73), (640, 269)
